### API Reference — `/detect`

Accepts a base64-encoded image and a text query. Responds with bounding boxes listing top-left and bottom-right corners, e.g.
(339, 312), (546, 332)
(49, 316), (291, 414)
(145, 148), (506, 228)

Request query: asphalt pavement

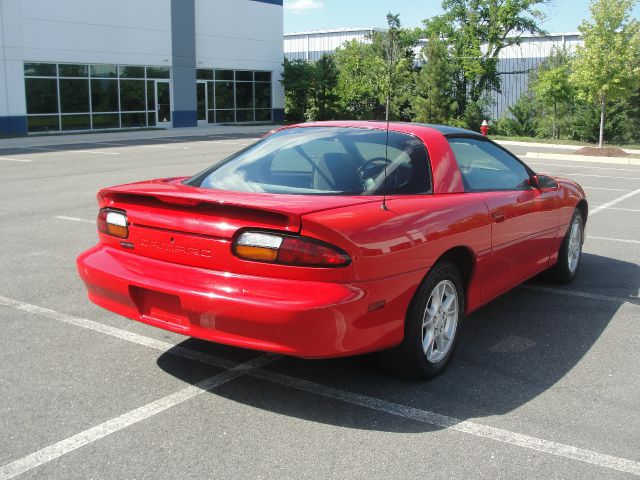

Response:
(1, 128), (639, 479)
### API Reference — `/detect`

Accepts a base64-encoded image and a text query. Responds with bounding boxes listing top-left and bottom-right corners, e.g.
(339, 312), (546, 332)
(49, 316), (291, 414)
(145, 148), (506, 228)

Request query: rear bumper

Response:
(76, 245), (425, 358)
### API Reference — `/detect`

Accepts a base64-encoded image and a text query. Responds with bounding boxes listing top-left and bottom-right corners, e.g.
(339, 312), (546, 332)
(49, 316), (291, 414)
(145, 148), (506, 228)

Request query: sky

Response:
(283, 0), (640, 34)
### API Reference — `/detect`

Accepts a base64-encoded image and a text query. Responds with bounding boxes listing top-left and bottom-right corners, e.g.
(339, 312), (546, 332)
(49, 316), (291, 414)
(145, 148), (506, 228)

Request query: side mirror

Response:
(528, 175), (540, 189)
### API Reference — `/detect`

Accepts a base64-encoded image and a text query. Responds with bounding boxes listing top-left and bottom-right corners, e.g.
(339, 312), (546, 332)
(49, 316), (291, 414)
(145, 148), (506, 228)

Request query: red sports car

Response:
(77, 121), (587, 378)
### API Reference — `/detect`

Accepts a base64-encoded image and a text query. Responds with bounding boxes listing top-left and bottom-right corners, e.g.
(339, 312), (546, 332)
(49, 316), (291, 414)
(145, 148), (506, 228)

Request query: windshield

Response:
(186, 127), (432, 195)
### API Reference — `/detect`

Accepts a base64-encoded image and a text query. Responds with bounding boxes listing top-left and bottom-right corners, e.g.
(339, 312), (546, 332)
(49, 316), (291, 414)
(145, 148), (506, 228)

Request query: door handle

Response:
(491, 211), (505, 223)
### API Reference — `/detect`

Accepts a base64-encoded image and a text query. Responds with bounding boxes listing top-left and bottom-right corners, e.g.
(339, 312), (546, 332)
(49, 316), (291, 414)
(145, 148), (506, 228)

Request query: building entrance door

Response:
(155, 81), (171, 128)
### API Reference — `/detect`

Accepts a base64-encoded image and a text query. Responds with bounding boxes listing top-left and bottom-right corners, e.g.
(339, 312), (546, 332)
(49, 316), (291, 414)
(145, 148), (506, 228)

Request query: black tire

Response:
(379, 261), (464, 379)
(543, 209), (584, 284)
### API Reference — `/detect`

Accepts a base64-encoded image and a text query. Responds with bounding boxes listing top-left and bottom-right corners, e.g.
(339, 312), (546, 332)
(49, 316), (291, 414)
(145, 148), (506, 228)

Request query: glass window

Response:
(197, 82), (207, 120)
(121, 112), (147, 127)
(236, 109), (253, 122)
(59, 64), (88, 77)
(254, 71), (271, 82)
(90, 64), (117, 78)
(255, 109), (271, 122)
(119, 66), (145, 78)
(197, 69), (214, 80)
(146, 80), (155, 110)
(255, 82), (271, 109)
(235, 71), (252, 81)
(146, 66), (170, 79)
(147, 112), (156, 127)
(215, 110), (234, 123)
(215, 70), (233, 81)
(60, 79), (89, 113)
(61, 114), (91, 131)
(215, 81), (234, 109)
(236, 82), (253, 109)
(119, 80), (145, 111)
(24, 63), (56, 77)
(91, 79), (118, 112)
(92, 113), (119, 129)
(207, 82), (214, 110)
(448, 137), (530, 192)
(27, 115), (59, 132)
(208, 110), (216, 123)
(187, 127), (432, 196)
(25, 78), (58, 114)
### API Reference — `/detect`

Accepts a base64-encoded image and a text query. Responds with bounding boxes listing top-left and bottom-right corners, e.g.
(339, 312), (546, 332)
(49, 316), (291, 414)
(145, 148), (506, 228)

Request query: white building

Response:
(0, 0), (285, 136)
(284, 28), (582, 117)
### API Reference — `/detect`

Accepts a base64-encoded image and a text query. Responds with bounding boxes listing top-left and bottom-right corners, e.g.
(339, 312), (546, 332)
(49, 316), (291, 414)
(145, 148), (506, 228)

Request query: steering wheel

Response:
(357, 157), (392, 183)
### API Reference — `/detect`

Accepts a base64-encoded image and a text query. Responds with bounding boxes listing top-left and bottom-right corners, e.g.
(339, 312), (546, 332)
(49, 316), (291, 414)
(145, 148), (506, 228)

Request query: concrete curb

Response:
(525, 152), (640, 165)
(496, 139), (640, 155)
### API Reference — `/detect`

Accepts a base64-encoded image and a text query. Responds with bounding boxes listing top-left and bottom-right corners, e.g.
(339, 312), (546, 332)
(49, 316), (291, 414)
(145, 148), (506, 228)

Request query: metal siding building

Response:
(0, 0), (285, 136)
(284, 28), (582, 118)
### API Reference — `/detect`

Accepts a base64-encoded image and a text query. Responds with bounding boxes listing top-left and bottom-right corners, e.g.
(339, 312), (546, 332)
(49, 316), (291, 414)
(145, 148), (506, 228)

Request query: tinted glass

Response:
(255, 109), (271, 122)
(92, 113), (119, 129)
(235, 82), (253, 109)
(215, 81), (234, 109)
(215, 70), (233, 80)
(61, 114), (90, 130)
(119, 66), (145, 78)
(236, 71), (252, 81)
(215, 110), (234, 123)
(187, 127), (432, 196)
(59, 64), (88, 77)
(236, 109), (253, 122)
(119, 80), (145, 111)
(255, 82), (271, 109)
(146, 66), (170, 79)
(90, 64), (117, 78)
(60, 79), (89, 113)
(91, 79), (118, 112)
(27, 115), (59, 132)
(146, 80), (155, 110)
(25, 78), (58, 114)
(24, 63), (56, 77)
(121, 112), (147, 127)
(448, 137), (530, 191)
(254, 71), (271, 82)
(197, 69), (214, 80)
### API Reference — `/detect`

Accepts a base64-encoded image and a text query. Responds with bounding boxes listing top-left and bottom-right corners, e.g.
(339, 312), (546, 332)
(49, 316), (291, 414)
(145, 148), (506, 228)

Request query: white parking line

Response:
(1, 295), (639, 477)
(142, 145), (190, 150)
(583, 187), (633, 192)
(54, 216), (94, 224)
(0, 354), (274, 480)
(0, 157), (31, 162)
(528, 162), (640, 172)
(590, 188), (640, 215)
(607, 207), (640, 213)
(588, 236), (640, 245)
(523, 285), (639, 305)
(548, 172), (640, 180)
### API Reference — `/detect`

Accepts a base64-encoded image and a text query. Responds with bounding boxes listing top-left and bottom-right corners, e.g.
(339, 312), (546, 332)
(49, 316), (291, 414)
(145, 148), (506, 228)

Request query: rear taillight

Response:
(233, 231), (350, 267)
(98, 208), (129, 238)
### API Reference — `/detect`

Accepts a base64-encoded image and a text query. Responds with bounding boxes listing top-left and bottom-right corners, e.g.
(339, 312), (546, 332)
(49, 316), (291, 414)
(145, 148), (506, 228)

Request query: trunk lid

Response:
(97, 177), (376, 270)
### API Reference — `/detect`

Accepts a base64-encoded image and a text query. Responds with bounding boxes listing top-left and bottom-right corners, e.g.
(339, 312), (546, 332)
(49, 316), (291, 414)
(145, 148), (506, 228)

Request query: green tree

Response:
(571, 0), (640, 147)
(313, 54), (338, 120)
(334, 15), (419, 120)
(412, 34), (457, 124)
(281, 58), (316, 122)
(532, 47), (574, 139)
(424, 0), (548, 121)
(499, 92), (538, 136)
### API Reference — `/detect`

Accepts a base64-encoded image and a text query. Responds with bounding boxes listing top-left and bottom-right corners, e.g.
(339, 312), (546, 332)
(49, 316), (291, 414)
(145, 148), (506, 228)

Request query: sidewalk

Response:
(0, 124), (281, 148)
(495, 139), (640, 155)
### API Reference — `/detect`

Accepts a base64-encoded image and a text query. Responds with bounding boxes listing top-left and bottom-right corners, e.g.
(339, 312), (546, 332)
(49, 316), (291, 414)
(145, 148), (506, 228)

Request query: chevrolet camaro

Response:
(77, 121), (587, 378)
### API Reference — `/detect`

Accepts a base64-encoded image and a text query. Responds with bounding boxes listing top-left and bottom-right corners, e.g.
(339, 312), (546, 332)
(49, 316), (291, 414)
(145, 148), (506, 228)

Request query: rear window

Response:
(186, 127), (432, 195)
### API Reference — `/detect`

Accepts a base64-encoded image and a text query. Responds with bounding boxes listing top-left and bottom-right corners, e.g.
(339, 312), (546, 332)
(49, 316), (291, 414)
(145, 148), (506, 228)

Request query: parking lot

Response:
(1, 130), (639, 479)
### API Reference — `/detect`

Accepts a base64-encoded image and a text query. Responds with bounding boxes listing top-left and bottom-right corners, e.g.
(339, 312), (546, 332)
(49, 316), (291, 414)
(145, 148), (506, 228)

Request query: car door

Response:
(447, 137), (559, 301)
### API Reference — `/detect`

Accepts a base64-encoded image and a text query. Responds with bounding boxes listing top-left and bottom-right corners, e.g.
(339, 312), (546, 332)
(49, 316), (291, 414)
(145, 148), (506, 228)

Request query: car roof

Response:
(285, 121), (482, 139)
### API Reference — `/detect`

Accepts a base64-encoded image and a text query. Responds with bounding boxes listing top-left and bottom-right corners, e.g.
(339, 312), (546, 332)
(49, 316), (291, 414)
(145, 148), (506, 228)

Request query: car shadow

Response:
(156, 252), (638, 433)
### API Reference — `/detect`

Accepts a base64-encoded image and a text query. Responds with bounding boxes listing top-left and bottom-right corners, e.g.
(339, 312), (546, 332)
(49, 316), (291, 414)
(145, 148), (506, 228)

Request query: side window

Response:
(448, 137), (530, 192)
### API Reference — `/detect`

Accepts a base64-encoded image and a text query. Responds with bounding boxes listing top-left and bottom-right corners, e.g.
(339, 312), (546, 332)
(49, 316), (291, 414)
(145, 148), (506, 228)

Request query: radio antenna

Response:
(382, 13), (399, 211)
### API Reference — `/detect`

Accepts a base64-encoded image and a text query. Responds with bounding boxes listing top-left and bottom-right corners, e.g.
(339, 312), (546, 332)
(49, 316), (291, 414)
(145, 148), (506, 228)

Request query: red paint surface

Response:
(77, 122), (587, 358)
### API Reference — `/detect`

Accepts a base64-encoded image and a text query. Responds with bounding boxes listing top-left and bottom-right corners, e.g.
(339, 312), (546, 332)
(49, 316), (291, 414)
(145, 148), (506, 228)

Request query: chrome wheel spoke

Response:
(421, 279), (459, 364)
